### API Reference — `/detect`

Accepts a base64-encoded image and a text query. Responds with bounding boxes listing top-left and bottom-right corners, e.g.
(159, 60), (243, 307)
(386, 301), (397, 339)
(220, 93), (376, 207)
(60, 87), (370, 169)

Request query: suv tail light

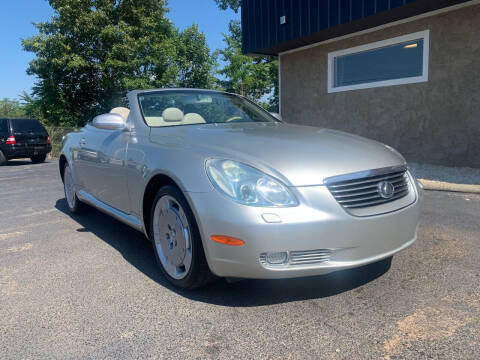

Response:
(6, 136), (16, 145)
(47, 135), (51, 144)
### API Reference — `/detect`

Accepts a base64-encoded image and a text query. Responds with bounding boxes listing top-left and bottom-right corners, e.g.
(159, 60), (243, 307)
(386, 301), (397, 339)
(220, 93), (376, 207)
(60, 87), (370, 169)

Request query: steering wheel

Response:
(225, 116), (243, 123)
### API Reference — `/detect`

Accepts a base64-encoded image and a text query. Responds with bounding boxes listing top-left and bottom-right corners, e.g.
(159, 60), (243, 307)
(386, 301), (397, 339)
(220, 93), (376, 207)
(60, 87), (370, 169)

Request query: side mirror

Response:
(270, 112), (283, 121)
(92, 113), (127, 130)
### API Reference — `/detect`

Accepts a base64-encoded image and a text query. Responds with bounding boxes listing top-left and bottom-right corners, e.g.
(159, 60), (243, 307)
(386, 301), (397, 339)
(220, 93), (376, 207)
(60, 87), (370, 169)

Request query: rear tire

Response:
(150, 185), (213, 289)
(0, 150), (7, 166)
(31, 154), (47, 164)
(63, 163), (88, 214)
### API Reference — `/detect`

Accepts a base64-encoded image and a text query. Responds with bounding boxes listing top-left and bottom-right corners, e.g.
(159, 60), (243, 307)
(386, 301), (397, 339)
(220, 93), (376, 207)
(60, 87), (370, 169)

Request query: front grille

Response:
(325, 166), (410, 209)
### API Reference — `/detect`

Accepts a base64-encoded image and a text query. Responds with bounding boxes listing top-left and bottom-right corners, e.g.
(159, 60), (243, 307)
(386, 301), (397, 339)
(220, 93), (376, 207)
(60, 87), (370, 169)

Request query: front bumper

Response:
(187, 174), (421, 279)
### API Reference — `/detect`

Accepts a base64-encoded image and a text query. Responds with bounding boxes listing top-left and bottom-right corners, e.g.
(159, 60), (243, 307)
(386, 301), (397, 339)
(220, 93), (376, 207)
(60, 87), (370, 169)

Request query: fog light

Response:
(265, 251), (288, 265)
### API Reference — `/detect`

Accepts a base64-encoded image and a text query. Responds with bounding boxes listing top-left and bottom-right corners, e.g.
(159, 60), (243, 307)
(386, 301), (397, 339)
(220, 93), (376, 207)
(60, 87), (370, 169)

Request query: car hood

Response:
(158, 122), (406, 187)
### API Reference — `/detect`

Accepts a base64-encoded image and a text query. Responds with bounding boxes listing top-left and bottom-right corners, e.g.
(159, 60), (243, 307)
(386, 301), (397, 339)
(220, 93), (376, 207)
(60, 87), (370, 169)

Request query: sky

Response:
(0, 0), (240, 100)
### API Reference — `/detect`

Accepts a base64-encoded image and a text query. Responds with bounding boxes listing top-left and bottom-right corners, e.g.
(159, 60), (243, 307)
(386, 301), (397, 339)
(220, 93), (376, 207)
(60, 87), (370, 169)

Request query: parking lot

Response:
(1, 160), (479, 359)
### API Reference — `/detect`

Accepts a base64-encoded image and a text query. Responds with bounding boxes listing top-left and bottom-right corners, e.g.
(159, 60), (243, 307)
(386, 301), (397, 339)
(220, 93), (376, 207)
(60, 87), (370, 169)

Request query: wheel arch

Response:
(142, 173), (185, 240)
(59, 154), (68, 182)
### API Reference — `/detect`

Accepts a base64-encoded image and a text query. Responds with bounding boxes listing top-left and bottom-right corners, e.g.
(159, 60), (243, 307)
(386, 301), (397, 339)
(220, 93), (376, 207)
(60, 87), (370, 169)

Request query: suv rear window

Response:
(10, 119), (46, 133)
(0, 119), (8, 134)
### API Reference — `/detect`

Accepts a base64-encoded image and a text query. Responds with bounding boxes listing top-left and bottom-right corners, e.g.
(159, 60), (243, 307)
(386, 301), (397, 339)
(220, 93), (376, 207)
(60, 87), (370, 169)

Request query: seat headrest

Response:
(183, 113), (206, 124)
(162, 107), (184, 122)
(110, 107), (130, 122)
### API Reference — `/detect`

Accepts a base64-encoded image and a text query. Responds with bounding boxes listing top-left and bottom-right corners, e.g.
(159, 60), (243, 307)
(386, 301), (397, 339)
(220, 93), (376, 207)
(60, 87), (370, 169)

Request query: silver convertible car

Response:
(60, 89), (422, 289)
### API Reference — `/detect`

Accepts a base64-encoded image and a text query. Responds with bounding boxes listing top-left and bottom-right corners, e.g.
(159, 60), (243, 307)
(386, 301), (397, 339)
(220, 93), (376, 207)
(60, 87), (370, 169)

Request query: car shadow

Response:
(4, 159), (34, 166)
(55, 198), (392, 307)
(4, 159), (53, 166)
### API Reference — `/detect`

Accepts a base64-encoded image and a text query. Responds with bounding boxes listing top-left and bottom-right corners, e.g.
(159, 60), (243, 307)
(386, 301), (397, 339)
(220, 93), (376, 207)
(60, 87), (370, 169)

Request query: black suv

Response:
(0, 118), (52, 165)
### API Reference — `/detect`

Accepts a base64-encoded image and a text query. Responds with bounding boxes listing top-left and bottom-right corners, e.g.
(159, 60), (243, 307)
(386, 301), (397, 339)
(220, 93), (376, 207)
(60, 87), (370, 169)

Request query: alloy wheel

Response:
(64, 165), (76, 209)
(153, 195), (193, 280)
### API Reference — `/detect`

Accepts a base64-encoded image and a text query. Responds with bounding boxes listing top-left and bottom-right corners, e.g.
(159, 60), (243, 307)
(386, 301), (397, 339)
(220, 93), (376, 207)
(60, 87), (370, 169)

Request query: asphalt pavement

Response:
(1, 160), (479, 359)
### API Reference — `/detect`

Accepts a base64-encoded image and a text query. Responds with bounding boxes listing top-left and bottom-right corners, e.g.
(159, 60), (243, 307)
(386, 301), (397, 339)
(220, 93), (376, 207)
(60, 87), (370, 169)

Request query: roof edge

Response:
(247, 0), (477, 56)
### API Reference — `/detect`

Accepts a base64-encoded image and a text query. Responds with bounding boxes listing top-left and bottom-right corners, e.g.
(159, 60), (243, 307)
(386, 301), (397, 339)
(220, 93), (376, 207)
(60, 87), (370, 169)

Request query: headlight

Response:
(206, 159), (298, 207)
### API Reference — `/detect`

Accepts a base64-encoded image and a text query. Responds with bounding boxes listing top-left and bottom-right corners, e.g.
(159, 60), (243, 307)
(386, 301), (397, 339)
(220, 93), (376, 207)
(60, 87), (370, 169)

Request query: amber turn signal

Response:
(210, 235), (245, 246)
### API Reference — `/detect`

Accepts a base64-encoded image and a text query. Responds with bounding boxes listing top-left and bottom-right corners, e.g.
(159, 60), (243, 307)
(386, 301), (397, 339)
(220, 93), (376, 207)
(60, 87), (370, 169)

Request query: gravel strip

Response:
(409, 162), (480, 185)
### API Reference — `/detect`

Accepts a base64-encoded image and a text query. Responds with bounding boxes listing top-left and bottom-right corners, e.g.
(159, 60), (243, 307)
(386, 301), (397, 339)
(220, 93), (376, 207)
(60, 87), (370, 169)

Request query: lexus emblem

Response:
(378, 181), (395, 199)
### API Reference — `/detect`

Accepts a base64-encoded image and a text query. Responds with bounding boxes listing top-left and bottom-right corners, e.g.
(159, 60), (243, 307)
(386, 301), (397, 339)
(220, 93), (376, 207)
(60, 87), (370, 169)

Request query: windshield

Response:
(138, 90), (278, 127)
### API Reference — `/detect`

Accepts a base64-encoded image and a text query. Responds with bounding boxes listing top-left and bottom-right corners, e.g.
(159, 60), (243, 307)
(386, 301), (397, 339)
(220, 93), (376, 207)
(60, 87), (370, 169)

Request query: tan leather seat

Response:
(183, 113), (206, 125)
(146, 108), (195, 127)
(110, 107), (130, 122)
(145, 117), (165, 126)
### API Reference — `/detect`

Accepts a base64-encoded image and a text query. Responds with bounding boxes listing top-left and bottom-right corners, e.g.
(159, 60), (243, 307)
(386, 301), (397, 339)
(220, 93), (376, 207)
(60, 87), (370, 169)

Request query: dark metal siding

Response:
(242, 0), (470, 55)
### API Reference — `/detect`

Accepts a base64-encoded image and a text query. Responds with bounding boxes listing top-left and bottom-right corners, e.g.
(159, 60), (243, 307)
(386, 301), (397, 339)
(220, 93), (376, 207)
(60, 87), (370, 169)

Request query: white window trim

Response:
(327, 30), (430, 93)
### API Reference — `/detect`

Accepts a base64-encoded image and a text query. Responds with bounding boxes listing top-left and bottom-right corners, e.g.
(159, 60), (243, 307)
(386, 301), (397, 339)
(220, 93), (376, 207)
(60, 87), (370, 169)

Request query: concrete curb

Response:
(419, 179), (480, 194)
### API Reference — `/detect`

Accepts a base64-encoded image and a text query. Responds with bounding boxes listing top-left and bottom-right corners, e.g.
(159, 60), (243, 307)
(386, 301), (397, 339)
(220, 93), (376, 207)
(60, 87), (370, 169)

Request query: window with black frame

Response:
(0, 119), (8, 134)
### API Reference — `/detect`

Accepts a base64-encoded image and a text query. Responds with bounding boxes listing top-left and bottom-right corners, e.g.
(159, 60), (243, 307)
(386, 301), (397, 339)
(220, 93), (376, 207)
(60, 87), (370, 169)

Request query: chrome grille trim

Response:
(259, 249), (332, 268)
(325, 166), (410, 210)
(327, 171), (405, 189)
(289, 249), (332, 265)
(328, 176), (405, 193)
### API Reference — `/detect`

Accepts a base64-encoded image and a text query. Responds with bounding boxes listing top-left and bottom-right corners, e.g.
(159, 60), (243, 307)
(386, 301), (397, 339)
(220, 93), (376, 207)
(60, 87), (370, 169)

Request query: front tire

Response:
(31, 154), (47, 164)
(150, 185), (212, 289)
(63, 163), (87, 214)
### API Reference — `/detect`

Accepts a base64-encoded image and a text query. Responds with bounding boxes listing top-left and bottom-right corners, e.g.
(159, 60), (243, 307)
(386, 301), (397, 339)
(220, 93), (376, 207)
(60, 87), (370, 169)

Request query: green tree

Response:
(214, 0), (241, 13)
(218, 20), (278, 111)
(0, 98), (26, 118)
(23, 0), (215, 126)
(175, 25), (217, 89)
(19, 92), (44, 122)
